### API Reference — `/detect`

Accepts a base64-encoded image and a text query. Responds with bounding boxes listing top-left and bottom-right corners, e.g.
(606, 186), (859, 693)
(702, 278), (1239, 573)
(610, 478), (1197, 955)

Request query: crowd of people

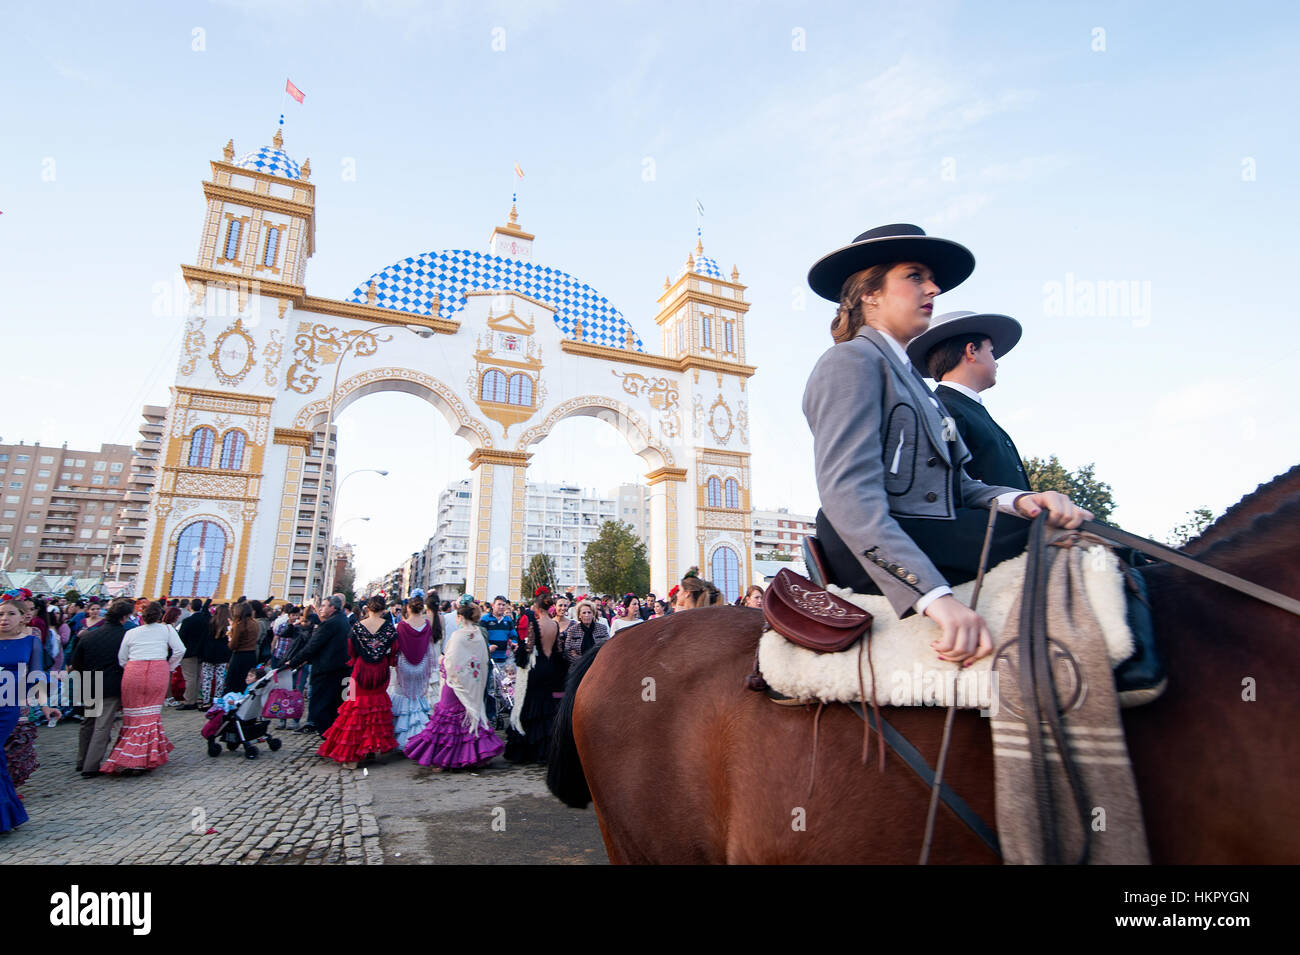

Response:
(0, 564), (755, 834)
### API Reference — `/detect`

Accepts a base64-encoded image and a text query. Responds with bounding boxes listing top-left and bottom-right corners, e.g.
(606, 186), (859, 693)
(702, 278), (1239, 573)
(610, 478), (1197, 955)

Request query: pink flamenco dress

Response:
(404, 625), (504, 769)
(318, 621), (398, 764)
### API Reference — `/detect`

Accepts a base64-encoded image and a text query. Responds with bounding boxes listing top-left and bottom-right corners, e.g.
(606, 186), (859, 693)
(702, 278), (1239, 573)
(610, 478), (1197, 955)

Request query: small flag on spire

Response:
(514, 162), (525, 179)
(696, 199), (704, 217)
(286, 78), (305, 104)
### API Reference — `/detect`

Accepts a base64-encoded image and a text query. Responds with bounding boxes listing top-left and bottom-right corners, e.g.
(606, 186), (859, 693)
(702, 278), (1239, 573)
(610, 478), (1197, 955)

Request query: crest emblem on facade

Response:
(470, 302), (544, 435)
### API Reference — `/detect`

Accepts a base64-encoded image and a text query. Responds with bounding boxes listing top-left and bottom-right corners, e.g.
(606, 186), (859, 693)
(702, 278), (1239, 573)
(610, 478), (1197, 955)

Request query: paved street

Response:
(2, 707), (606, 864)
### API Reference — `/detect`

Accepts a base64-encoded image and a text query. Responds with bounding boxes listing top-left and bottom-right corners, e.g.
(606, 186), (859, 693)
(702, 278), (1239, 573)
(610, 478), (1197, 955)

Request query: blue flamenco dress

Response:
(1, 632), (41, 832)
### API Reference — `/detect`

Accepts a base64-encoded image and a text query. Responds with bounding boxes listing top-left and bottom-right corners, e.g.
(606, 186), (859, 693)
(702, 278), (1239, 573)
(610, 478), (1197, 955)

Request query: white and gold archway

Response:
(139, 130), (757, 602)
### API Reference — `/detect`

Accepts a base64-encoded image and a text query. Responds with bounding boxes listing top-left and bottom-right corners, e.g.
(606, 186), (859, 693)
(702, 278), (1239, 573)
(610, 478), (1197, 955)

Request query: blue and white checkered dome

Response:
(690, 253), (725, 280)
(349, 250), (646, 351)
(233, 145), (301, 181)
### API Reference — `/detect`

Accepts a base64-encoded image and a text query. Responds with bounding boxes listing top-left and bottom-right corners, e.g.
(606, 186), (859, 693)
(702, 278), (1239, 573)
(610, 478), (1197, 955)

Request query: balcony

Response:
(121, 525), (146, 539)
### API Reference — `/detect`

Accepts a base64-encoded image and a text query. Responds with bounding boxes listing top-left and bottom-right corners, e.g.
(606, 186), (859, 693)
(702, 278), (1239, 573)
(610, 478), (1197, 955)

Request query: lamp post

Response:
(323, 515), (371, 597)
(303, 323), (433, 602)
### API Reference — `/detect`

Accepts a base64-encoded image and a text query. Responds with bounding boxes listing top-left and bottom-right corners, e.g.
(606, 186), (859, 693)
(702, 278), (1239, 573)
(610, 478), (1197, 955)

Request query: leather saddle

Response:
(761, 567), (872, 653)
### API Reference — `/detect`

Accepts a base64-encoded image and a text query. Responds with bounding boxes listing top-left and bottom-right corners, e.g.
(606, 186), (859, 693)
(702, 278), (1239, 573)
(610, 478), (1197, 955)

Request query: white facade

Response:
(138, 129), (757, 604)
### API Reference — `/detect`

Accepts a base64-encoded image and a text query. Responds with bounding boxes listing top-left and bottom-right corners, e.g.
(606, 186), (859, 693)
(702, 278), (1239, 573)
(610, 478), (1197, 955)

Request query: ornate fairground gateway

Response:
(138, 129), (758, 604)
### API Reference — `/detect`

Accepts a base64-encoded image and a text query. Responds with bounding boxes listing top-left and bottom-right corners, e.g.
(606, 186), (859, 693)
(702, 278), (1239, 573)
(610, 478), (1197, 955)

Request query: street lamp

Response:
(304, 323), (434, 601)
(323, 516), (371, 597)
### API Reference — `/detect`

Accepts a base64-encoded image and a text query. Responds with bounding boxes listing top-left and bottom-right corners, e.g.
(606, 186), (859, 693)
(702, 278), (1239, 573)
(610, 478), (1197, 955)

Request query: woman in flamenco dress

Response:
(318, 595), (398, 770)
(403, 595), (504, 772)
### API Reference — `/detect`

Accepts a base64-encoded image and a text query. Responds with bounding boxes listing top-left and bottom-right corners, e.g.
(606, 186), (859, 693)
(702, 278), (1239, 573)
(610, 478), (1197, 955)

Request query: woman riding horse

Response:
(803, 224), (1091, 665)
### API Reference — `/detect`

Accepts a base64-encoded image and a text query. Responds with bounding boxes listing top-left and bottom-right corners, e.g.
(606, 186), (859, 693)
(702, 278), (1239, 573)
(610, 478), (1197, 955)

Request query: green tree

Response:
(583, 520), (650, 597)
(1021, 455), (1116, 522)
(1168, 505), (1216, 547)
(336, 566), (356, 607)
(521, 552), (558, 600)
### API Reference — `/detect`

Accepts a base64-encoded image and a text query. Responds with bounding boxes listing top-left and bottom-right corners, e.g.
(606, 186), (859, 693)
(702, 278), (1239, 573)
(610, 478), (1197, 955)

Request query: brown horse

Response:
(548, 491), (1300, 863)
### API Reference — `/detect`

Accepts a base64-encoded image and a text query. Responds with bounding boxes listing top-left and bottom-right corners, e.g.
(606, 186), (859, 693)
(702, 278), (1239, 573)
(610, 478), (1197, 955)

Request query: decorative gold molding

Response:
(203, 180), (315, 220)
(467, 449), (532, 469)
(174, 384), (271, 405)
(560, 340), (755, 379)
(273, 428), (314, 448)
(645, 467), (688, 485)
(210, 160), (316, 200)
(298, 295), (459, 334)
(180, 264), (305, 302)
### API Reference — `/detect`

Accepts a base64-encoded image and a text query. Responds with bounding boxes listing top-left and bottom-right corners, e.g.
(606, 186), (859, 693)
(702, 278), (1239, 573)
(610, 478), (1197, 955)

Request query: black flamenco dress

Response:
(504, 631), (569, 764)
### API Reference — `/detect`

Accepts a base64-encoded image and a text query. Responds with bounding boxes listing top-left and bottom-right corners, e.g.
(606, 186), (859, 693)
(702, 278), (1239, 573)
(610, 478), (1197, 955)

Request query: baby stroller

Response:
(201, 669), (288, 760)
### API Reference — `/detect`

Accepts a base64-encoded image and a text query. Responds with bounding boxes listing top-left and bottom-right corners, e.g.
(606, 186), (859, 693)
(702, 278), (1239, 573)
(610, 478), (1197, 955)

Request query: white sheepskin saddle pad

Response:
(757, 545), (1134, 709)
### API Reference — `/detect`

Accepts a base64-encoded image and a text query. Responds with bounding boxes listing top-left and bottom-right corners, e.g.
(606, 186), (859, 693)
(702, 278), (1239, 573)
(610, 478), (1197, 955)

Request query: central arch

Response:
(513, 394), (674, 470)
(292, 366), (494, 450)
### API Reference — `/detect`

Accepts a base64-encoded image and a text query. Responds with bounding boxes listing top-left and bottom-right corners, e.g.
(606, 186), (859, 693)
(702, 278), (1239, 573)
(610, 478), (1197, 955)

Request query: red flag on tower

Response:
(286, 78), (305, 103)
(514, 162), (525, 179)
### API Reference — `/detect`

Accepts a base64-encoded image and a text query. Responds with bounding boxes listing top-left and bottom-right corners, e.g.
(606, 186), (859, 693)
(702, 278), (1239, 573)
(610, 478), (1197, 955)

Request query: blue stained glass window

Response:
(507, 374), (533, 406)
(219, 431), (245, 470)
(700, 315), (712, 349)
(711, 546), (740, 604)
(724, 321), (734, 353)
(725, 478), (740, 509)
(172, 521), (226, 597)
(481, 370), (507, 402)
(707, 476), (723, 507)
(223, 220), (242, 261)
(188, 427), (215, 467)
(263, 227), (279, 267)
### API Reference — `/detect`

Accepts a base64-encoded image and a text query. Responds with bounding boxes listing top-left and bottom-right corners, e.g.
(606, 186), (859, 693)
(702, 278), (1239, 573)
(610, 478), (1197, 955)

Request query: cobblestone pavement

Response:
(3, 707), (382, 864)
(4, 706), (608, 864)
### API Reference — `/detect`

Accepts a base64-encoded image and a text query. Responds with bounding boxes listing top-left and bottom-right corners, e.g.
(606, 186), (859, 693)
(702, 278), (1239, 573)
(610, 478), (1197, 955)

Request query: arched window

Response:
(724, 477), (740, 509)
(223, 220), (242, 261)
(262, 227), (280, 268)
(711, 546), (741, 604)
(507, 373), (533, 407)
(706, 476), (723, 507)
(219, 430), (246, 470)
(481, 370), (507, 403)
(188, 427), (215, 467)
(171, 521), (226, 597)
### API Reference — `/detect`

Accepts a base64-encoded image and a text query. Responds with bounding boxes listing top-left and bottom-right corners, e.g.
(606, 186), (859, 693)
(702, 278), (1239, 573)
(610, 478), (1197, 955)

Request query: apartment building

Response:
(751, 507), (815, 559)
(0, 404), (162, 591)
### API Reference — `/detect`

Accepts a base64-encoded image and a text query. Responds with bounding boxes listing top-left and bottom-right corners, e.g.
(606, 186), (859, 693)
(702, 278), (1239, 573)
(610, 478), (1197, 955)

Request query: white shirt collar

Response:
(876, 329), (913, 368)
(939, 380), (983, 404)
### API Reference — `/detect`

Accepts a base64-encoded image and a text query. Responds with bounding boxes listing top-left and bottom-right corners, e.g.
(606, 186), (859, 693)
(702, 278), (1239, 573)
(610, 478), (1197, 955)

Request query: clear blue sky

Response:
(3, 1), (1297, 583)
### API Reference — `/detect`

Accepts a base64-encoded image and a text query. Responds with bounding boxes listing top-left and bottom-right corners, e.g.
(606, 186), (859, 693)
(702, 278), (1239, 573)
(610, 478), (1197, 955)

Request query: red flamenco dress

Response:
(317, 621), (398, 764)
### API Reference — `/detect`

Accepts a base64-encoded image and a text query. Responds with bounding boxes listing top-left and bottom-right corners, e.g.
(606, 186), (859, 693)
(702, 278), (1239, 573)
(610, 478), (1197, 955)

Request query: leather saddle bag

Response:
(762, 568), (873, 653)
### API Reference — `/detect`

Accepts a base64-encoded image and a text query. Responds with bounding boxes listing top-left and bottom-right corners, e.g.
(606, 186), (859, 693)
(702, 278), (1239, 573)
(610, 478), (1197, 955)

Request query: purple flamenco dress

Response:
(404, 626), (503, 769)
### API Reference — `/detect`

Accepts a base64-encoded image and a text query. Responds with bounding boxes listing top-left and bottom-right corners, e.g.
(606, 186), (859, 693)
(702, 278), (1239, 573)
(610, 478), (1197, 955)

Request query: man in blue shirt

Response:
(479, 596), (514, 723)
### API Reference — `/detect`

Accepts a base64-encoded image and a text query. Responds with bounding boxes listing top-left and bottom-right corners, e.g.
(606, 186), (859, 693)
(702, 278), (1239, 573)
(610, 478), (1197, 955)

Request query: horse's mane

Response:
(1190, 492), (1300, 567)
(1185, 463), (1300, 555)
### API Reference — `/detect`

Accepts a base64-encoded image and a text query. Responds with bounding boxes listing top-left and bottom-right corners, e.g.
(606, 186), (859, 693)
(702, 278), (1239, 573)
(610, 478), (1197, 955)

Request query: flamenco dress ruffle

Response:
(403, 680), (503, 769)
(0, 707), (29, 832)
(317, 656), (396, 763)
(101, 660), (174, 773)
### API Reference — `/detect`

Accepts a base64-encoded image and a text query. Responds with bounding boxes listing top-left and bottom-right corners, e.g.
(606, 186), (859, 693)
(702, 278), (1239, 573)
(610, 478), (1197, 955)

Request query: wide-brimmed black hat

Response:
(807, 223), (975, 302)
(906, 310), (1022, 377)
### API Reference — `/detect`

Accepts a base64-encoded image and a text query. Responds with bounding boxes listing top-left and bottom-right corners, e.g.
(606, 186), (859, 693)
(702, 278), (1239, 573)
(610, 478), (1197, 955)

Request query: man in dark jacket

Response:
(176, 598), (208, 710)
(285, 595), (350, 734)
(901, 310), (1032, 586)
(70, 598), (130, 776)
